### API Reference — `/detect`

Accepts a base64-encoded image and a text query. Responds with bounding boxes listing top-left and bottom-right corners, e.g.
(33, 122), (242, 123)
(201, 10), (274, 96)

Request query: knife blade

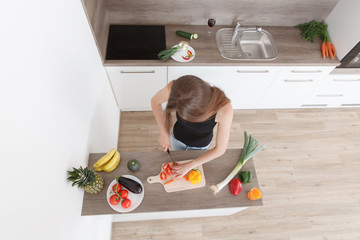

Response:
(167, 149), (175, 162)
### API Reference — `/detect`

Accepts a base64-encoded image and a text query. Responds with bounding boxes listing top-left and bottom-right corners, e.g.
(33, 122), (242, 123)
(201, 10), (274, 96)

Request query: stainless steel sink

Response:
(216, 28), (278, 60)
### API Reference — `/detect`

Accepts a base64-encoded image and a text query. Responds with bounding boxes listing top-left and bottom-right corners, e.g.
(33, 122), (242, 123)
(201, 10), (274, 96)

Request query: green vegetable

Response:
(157, 46), (181, 61)
(158, 43), (186, 61)
(295, 20), (329, 43)
(176, 31), (198, 40)
(157, 41), (189, 61)
(239, 171), (252, 183)
(210, 131), (265, 195)
(127, 159), (140, 172)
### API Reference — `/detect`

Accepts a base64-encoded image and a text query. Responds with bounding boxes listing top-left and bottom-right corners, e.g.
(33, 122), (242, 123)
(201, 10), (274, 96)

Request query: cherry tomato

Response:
(121, 198), (131, 208)
(112, 183), (121, 193)
(109, 194), (120, 205)
(160, 171), (167, 180)
(119, 189), (129, 199)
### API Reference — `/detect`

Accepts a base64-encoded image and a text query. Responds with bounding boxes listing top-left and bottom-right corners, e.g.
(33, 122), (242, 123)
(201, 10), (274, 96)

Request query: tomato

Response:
(109, 194), (121, 205)
(162, 163), (172, 175)
(121, 198), (131, 208)
(171, 162), (178, 168)
(119, 189), (128, 199)
(160, 171), (167, 180)
(112, 183), (121, 193)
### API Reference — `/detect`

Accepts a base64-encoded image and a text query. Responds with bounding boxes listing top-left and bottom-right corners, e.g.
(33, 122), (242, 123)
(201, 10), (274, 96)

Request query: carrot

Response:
(325, 42), (329, 57)
(331, 43), (336, 57)
(183, 174), (189, 181)
(327, 42), (334, 60)
(164, 179), (174, 185)
(321, 42), (326, 59)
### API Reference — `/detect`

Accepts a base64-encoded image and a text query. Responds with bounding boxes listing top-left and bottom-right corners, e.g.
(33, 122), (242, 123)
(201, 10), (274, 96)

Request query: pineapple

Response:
(67, 166), (104, 194)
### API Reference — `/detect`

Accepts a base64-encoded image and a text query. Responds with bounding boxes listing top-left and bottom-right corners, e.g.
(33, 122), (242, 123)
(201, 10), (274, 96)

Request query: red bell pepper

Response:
(229, 178), (242, 195)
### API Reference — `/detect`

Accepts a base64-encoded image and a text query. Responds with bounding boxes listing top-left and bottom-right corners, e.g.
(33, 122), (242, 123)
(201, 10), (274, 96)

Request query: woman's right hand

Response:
(158, 132), (171, 152)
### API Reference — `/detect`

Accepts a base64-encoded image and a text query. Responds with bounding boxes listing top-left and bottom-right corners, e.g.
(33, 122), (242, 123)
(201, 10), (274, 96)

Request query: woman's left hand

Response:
(171, 161), (195, 178)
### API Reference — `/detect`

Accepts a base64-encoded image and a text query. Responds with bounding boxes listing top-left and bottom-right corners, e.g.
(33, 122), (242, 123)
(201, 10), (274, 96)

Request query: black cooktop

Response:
(105, 25), (166, 60)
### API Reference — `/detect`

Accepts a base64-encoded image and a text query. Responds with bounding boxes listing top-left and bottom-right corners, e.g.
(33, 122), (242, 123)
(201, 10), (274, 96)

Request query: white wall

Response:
(0, 1), (119, 240)
(326, 0), (360, 60)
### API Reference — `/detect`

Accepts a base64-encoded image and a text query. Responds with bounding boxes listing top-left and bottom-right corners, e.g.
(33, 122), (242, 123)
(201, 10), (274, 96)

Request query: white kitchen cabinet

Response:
(222, 67), (281, 109)
(168, 66), (281, 109)
(106, 65), (348, 111)
(106, 66), (167, 111)
(257, 66), (335, 108)
(302, 73), (360, 108)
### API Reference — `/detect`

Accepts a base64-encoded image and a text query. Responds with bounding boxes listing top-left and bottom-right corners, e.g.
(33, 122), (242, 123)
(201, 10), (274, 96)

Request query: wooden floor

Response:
(113, 108), (360, 240)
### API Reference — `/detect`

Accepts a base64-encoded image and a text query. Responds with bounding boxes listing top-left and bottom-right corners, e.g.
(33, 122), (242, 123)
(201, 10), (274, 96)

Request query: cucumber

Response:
(176, 31), (198, 40)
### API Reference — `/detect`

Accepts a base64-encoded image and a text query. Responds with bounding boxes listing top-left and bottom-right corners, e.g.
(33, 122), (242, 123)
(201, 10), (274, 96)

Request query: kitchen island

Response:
(82, 149), (263, 222)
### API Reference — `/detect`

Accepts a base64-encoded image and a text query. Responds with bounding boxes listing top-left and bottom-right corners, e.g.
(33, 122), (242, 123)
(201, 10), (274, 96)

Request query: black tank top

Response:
(173, 112), (217, 147)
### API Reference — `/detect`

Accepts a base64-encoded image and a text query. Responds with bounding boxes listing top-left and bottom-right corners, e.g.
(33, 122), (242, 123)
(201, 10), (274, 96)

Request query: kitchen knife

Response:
(167, 149), (175, 162)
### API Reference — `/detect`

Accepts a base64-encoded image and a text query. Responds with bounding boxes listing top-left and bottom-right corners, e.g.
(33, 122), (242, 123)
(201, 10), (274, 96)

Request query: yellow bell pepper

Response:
(188, 170), (201, 184)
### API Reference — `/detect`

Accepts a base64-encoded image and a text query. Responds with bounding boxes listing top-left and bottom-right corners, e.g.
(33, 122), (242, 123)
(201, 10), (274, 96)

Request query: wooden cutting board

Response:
(147, 160), (206, 193)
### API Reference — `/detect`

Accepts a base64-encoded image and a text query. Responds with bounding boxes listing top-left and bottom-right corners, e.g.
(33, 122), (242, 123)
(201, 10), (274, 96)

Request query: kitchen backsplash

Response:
(105, 0), (338, 26)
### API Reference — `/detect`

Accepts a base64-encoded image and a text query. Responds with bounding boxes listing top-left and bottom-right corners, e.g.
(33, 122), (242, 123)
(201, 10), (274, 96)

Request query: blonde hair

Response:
(165, 75), (230, 133)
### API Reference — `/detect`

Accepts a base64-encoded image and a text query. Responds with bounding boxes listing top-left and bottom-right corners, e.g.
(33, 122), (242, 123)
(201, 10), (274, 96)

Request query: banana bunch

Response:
(93, 148), (121, 172)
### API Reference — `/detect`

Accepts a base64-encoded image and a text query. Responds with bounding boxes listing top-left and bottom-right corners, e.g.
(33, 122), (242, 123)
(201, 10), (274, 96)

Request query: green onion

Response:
(210, 131), (265, 195)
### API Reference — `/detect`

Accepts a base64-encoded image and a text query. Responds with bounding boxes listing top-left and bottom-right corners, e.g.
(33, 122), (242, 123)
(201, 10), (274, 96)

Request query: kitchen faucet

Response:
(232, 20), (263, 45)
(232, 20), (245, 45)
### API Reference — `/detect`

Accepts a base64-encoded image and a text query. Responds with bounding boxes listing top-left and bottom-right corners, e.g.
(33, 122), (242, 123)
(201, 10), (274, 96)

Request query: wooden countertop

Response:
(81, 149), (263, 216)
(104, 25), (340, 67)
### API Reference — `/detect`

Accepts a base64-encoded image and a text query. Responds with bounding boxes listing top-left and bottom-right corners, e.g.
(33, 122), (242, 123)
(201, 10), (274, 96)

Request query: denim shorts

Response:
(170, 130), (210, 151)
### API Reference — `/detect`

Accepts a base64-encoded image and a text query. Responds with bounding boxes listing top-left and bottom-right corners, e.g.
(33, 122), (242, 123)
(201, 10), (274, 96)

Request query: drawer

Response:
(302, 74), (360, 107)
(257, 66), (335, 108)
(106, 67), (167, 111)
(276, 66), (335, 80)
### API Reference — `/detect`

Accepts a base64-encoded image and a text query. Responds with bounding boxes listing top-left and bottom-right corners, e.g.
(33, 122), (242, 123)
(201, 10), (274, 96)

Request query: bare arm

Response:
(172, 102), (234, 177)
(151, 81), (173, 151)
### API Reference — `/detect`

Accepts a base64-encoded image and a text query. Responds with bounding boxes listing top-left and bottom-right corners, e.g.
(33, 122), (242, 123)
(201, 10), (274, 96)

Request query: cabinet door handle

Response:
(290, 70), (322, 73)
(120, 70), (156, 74)
(333, 79), (360, 82)
(317, 94), (343, 97)
(283, 79), (314, 82)
(236, 70), (269, 73)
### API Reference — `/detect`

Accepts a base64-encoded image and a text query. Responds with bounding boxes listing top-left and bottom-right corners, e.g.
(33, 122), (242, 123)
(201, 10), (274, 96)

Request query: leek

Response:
(210, 131), (265, 195)
(157, 41), (188, 61)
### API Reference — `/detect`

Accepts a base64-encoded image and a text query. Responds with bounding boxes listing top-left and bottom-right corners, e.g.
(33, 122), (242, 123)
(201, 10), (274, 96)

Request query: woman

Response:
(151, 75), (233, 177)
